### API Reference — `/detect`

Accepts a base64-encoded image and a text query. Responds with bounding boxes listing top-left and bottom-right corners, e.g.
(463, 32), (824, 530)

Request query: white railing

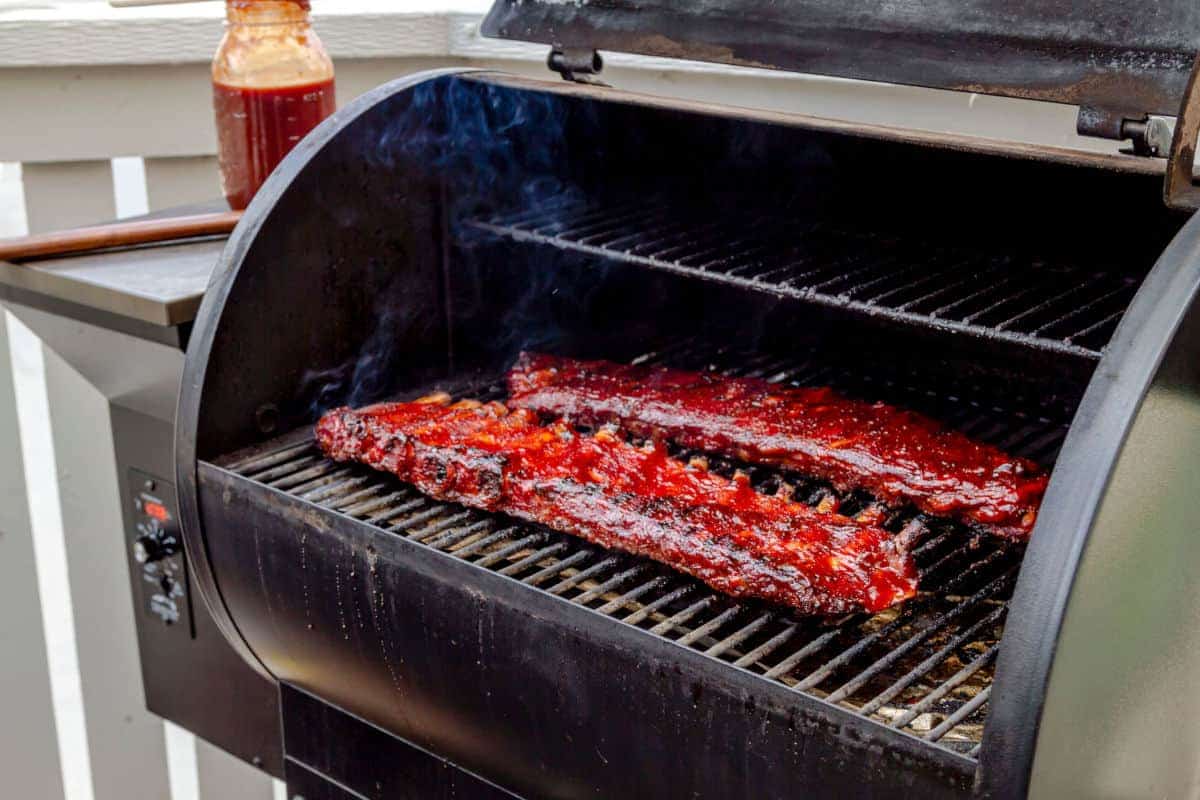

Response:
(0, 4), (1120, 800)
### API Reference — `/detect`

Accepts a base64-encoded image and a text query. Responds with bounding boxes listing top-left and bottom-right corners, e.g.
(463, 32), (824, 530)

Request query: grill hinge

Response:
(1076, 106), (1173, 158)
(547, 46), (607, 86)
(1078, 51), (1200, 212)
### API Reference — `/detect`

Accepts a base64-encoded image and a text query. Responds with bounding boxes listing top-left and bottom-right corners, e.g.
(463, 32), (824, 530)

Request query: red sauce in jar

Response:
(213, 78), (335, 209)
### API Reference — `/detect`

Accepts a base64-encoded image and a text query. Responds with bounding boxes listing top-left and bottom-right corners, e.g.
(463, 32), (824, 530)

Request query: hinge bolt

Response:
(547, 46), (606, 86)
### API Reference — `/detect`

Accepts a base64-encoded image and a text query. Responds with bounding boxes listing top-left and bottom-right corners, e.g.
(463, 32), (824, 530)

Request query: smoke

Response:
(294, 75), (590, 416)
(296, 305), (409, 414)
(292, 72), (840, 418)
(364, 76), (585, 214)
(439, 77), (585, 216)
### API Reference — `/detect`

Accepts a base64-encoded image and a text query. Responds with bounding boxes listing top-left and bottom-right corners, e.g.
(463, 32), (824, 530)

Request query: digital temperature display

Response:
(144, 500), (170, 522)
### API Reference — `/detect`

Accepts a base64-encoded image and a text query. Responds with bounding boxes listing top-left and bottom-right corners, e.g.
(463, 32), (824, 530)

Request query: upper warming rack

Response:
(467, 196), (1138, 361)
(216, 340), (1071, 761)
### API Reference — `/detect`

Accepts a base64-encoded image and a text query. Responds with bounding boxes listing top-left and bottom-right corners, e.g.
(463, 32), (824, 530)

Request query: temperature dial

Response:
(133, 531), (178, 564)
(133, 519), (180, 564)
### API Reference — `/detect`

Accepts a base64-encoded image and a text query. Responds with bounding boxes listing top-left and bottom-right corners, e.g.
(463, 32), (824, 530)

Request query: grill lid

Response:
(481, 0), (1200, 117)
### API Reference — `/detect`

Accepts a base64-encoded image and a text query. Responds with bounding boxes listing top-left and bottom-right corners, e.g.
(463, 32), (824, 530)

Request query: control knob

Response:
(133, 521), (178, 564)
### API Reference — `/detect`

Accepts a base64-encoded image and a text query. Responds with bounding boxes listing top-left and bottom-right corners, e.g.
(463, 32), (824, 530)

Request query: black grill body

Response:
(177, 70), (1200, 798)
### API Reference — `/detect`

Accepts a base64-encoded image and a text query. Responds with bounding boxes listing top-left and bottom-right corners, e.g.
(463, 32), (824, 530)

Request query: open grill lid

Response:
(482, 0), (1199, 117)
(482, 0), (1200, 208)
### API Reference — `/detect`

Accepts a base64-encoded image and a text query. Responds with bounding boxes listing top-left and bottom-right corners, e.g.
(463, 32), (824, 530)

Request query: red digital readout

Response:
(144, 501), (170, 522)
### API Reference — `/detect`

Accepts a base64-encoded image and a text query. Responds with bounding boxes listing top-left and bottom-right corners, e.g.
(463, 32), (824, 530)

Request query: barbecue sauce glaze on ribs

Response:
(508, 352), (1048, 540)
(316, 397), (917, 615)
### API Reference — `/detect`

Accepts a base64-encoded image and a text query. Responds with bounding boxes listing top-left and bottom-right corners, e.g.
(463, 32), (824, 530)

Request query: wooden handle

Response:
(0, 211), (243, 262)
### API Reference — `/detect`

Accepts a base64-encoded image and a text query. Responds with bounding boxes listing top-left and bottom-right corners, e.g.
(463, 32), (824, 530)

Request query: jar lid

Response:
(228, 0), (311, 8)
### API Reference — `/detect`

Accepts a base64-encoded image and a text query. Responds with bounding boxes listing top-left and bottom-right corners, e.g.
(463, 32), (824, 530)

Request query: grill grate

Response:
(220, 342), (1071, 759)
(466, 197), (1139, 360)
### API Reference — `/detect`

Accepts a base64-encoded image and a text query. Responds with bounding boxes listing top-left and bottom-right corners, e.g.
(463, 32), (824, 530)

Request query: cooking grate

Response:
(466, 197), (1139, 361)
(220, 342), (1070, 760)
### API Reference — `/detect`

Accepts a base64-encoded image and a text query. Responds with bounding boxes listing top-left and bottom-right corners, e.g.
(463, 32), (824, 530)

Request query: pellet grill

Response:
(177, 3), (1200, 798)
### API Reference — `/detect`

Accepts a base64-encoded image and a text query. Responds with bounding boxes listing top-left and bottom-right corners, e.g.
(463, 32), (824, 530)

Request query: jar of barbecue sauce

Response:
(212, 0), (335, 210)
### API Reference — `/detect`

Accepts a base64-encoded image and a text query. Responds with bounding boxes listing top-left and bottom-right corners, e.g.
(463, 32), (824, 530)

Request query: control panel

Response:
(128, 469), (191, 633)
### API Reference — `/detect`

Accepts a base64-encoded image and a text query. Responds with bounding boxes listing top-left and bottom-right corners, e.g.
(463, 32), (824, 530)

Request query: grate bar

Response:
(473, 534), (547, 569)
(894, 261), (1005, 312)
(230, 441), (315, 475)
(622, 584), (696, 626)
(861, 261), (965, 306)
(521, 551), (592, 587)
(800, 254), (913, 294)
(650, 218), (751, 258)
(926, 685), (991, 743)
(650, 595), (720, 636)
(733, 623), (799, 668)
(301, 474), (372, 503)
(911, 523), (954, 559)
(892, 645), (1000, 729)
(926, 272), (1022, 320)
(667, 221), (768, 266)
(330, 486), (402, 513)
(676, 606), (742, 647)
(959, 281), (1044, 325)
(572, 566), (650, 605)
(705, 612), (775, 658)
(270, 462), (342, 491)
(248, 454), (320, 484)
(692, 239), (773, 271)
(630, 216), (735, 256)
(993, 282), (1100, 332)
(434, 523), (511, 555)
(319, 483), (384, 509)
(411, 514), (485, 545)
(859, 604), (1006, 717)
(595, 576), (671, 615)
(546, 557), (620, 595)
(762, 627), (845, 680)
(289, 468), (357, 498)
(526, 198), (650, 237)
(589, 216), (693, 252)
(794, 569), (1014, 694)
(558, 205), (672, 243)
(824, 577), (1011, 705)
(404, 510), (473, 540)
(920, 540), (1008, 585)
(1065, 307), (1125, 345)
(1032, 283), (1131, 336)
(467, 200), (1133, 359)
(497, 542), (570, 576)
(363, 497), (427, 525)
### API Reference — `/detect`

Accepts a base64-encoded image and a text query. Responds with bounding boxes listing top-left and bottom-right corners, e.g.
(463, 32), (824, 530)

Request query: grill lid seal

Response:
(481, 0), (1200, 117)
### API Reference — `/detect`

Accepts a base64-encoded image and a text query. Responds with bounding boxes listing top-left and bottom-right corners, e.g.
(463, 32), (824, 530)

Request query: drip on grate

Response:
(219, 341), (1069, 759)
(466, 196), (1138, 361)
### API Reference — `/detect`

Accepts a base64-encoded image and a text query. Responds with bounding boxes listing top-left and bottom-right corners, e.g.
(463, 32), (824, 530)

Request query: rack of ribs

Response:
(507, 352), (1047, 540)
(316, 396), (917, 615)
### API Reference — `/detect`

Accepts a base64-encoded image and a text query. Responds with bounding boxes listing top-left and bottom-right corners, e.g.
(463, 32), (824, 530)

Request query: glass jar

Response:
(212, 0), (335, 210)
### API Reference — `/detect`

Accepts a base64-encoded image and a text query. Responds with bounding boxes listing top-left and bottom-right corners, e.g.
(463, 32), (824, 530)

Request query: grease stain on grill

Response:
(221, 342), (1070, 760)
(300, 530), (313, 630)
